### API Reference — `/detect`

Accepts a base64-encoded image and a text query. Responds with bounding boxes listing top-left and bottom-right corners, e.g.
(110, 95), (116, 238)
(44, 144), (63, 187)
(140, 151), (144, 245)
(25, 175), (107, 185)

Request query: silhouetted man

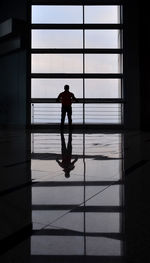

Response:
(56, 85), (78, 128)
(56, 131), (78, 178)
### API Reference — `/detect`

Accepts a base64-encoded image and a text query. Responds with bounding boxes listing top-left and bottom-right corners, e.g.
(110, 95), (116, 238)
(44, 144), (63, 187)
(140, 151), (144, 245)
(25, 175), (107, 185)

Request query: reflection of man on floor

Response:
(56, 131), (78, 178)
(56, 84), (78, 128)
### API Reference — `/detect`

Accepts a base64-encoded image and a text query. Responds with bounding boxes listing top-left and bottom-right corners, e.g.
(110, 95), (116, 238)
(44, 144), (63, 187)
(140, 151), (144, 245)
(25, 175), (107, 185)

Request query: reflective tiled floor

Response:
(31, 132), (124, 260)
(1, 128), (150, 263)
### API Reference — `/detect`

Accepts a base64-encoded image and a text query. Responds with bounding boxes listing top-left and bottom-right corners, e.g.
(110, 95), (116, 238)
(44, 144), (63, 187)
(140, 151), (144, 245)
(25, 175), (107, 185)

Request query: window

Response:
(30, 2), (123, 125)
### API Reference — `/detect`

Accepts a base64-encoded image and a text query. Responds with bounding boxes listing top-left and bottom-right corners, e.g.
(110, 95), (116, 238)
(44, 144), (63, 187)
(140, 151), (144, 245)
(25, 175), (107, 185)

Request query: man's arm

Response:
(56, 158), (62, 165)
(71, 93), (78, 103)
(56, 93), (61, 103)
(71, 157), (78, 165)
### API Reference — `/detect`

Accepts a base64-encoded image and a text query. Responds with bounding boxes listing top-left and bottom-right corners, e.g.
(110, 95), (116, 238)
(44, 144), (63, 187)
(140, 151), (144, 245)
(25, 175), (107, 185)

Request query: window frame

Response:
(28, 0), (124, 127)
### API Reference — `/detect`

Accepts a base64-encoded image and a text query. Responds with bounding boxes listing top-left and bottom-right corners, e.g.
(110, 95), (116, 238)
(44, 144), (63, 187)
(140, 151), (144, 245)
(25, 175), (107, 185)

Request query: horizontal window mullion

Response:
(32, 181), (123, 187)
(31, 73), (123, 79)
(31, 0), (123, 5)
(31, 24), (123, 30)
(30, 98), (124, 103)
(31, 48), (123, 54)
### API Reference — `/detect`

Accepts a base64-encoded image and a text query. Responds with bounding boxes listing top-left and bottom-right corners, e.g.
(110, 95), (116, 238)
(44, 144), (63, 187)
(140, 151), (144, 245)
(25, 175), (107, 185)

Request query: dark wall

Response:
(139, 5), (150, 130)
(0, 0), (27, 23)
(123, 0), (141, 130)
(123, 1), (150, 130)
(0, 0), (28, 127)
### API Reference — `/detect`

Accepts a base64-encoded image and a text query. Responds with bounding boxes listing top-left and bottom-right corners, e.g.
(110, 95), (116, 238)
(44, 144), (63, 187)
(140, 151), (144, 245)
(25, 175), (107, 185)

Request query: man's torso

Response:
(60, 91), (74, 106)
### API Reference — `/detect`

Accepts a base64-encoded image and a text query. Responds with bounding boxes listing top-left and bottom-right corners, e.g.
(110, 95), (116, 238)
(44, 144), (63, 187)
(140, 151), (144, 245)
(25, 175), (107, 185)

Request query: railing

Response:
(31, 102), (123, 124)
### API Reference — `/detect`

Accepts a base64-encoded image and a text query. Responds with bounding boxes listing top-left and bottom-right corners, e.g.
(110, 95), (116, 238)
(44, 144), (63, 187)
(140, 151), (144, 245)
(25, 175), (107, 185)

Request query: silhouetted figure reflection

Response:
(56, 84), (78, 128)
(56, 131), (78, 178)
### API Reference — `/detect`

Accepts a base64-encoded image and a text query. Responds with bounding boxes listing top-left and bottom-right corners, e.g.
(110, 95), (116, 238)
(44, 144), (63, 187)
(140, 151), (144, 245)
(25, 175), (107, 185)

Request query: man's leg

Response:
(67, 107), (72, 127)
(61, 131), (67, 155)
(67, 131), (72, 156)
(61, 107), (66, 127)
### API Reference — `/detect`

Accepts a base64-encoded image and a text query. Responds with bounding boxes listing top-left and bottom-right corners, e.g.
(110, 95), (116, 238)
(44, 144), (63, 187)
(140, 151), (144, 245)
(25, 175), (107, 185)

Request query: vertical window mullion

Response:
(83, 5), (85, 126)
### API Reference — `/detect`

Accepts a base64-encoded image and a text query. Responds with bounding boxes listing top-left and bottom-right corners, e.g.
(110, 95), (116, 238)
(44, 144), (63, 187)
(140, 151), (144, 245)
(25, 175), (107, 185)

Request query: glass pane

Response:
(86, 213), (120, 233)
(86, 237), (122, 256)
(32, 5), (83, 24)
(85, 160), (122, 181)
(85, 133), (122, 158)
(31, 79), (83, 98)
(85, 103), (122, 124)
(32, 30), (83, 49)
(85, 30), (120, 48)
(85, 6), (120, 24)
(32, 186), (84, 204)
(32, 211), (84, 232)
(31, 133), (83, 155)
(31, 103), (83, 124)
(85, 79), (121, 98)
(85, 54), (122, 73)
(32, 54), (83, 73)
(31, 236), (84, 255)
(85, 185), (122, 206)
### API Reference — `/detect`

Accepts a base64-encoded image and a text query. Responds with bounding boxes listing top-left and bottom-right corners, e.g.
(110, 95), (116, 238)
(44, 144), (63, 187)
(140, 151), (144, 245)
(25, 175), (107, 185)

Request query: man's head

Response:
(65, 171), (70, 178)
(64, 85), (69, 91)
